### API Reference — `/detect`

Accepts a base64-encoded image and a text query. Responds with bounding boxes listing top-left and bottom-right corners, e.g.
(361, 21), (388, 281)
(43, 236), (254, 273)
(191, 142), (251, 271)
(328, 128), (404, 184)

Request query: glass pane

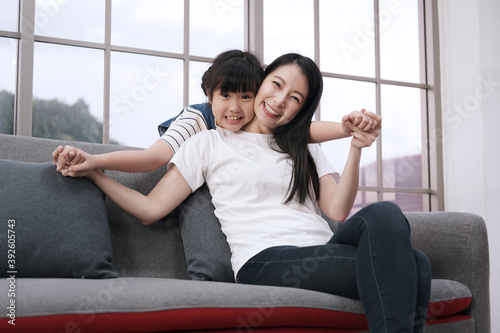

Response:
(190, 0), (244, 58)
(379, 0), (421, 83)
(319, 0), (375, 77)
(0, 0), (19, 32)
(32, 43), (104, 142)
(352, 191), (379, 215)
(189, 61), (210, 105)
(383, 192), (426, 212)
(320, 78), (377, 186)
(0, 38), (17, 134)
(112, 0), (183, 53)
(264, 0), (314, 65)
(381, 85), (422, 188)
(34, 0), (105, 43)
(110, 52), (183, 148)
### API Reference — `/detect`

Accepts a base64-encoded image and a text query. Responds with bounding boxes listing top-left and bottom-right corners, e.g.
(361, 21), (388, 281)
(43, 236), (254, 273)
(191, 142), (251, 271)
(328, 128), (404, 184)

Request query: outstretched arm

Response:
(318, 121), (380, 221)
(309, 109), (381, 143)
(86, 164), (192, 225)
(53, 140), (173, 176)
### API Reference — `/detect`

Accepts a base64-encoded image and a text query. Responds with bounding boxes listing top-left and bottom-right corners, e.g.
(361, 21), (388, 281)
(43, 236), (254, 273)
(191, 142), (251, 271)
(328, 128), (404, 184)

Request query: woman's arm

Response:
(86, 164), (192, 225)
(318, 121), (380, 221)
(309, 110), (381, 143)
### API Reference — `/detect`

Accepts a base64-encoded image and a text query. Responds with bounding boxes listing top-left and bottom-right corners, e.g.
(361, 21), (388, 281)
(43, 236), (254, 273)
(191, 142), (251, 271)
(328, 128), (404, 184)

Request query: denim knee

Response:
(354, 201), (410, 236)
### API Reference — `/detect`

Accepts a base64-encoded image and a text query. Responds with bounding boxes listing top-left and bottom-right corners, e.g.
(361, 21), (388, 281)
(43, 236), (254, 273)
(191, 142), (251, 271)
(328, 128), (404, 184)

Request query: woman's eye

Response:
(272, 81), (281, 88)
(291, 96), (300, 103)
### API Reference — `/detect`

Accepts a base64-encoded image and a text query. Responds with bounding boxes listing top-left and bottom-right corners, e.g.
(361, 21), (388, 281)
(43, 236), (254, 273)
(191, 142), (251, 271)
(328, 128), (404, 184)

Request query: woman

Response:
(84, 53), (431, 333)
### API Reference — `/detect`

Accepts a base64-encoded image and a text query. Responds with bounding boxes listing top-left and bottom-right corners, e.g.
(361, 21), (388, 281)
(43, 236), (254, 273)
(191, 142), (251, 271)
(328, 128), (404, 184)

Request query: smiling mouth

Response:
(225, 116), (243, 120)
(264, 102), (280, 117)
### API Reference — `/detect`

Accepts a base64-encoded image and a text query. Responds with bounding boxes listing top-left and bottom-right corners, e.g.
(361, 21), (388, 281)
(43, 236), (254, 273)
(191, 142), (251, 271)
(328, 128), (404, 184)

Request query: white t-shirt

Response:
(170, 128), (335, 277)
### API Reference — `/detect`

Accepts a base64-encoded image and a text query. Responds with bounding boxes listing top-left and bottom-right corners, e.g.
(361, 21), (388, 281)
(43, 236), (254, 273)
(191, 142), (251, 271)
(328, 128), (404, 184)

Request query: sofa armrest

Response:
(406, 211), (490, 332)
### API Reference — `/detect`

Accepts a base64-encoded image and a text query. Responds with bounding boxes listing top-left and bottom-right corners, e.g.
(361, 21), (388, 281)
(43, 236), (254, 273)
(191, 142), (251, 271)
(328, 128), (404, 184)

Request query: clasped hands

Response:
(343, 109), (381, 149)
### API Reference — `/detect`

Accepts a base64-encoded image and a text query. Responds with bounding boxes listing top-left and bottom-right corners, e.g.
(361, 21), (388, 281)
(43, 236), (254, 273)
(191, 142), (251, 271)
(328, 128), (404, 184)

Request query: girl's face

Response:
(249, 64), (309, 134)
(210, 90), (256, 131)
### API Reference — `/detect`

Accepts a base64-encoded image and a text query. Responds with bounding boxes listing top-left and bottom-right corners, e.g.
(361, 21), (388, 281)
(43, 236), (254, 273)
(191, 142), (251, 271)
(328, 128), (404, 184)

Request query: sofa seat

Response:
(0, 277), (473, 332)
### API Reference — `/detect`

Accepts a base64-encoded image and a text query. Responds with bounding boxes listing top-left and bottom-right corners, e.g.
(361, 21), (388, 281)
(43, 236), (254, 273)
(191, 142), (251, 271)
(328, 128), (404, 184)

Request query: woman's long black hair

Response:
(266, 53), (324, 204)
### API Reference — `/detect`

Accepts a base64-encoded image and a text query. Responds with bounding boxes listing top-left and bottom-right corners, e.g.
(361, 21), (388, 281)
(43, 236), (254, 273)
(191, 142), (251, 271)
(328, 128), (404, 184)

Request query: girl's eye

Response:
(221, 93), (229, 98)
(272, 81), (281, 88)
(291, 96), (300, 103)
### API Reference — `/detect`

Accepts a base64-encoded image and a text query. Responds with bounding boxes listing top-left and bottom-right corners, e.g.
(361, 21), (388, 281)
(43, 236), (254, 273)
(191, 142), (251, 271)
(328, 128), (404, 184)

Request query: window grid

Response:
(2, 0), (443, 211)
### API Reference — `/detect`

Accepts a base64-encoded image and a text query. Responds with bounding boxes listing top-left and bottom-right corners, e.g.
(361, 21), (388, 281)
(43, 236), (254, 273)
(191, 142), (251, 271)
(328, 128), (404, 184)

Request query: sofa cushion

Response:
(0, 160), (116, 279)
(0, 277), (472, 332)
(177, 184), (235, 282)
(427, 279), (472, 318)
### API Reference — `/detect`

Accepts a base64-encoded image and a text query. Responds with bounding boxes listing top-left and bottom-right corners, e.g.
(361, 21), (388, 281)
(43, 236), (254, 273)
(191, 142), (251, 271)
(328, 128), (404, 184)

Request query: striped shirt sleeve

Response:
(159, 106), (210, 154)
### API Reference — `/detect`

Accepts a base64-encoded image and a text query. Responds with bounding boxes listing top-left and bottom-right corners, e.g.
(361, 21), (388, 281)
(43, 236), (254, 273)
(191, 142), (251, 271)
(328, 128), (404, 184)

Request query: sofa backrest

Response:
(0, 134), (189, 279)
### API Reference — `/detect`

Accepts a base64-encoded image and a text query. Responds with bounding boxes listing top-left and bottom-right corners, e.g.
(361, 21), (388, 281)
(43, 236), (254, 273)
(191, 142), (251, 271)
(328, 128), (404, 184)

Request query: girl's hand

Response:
(52, 145), (92, 177)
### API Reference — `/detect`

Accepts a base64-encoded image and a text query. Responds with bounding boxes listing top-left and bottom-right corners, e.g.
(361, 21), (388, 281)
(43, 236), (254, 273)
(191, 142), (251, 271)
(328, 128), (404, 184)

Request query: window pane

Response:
(110, 52), (183, 148)
(352, 191), (379, 214)
(0, 38), (17, 134)
(264, 0), (314, 65)
(189, 61), (210, 105)
(319, 0), (375, 77)
(381, 85), (423, 188)
(320, 78), (377, 186)
(383, 192), (426, 212)
(190, 0), (244, 58)
(35, 0), (105, 43)
(112, 0), (183, 53)
(379, 0), (421, 83)
(32, 43), (104, 143)
(0, 0), (19, 32)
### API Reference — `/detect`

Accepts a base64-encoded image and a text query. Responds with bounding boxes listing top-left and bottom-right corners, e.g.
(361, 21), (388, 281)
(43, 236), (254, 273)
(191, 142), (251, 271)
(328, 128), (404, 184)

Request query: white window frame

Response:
(4, 0), (443, 211)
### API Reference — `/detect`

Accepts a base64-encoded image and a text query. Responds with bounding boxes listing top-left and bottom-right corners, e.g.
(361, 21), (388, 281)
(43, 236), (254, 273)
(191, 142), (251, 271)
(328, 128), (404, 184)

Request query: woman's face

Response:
(249, 64), (309, 134)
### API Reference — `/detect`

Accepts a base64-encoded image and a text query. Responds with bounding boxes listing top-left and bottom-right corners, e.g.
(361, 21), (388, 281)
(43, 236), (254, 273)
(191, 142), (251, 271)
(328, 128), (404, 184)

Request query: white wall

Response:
(438, 0), (500, 331)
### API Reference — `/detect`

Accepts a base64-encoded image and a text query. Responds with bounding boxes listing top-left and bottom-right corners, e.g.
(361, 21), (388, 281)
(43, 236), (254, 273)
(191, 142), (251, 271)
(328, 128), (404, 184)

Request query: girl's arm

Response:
(309, 110), (381, 143)
(53, 104), (211, 175)
(86, 164), (192, 225)
(53, 140), (173, 176)
(318, 121), (380, 221)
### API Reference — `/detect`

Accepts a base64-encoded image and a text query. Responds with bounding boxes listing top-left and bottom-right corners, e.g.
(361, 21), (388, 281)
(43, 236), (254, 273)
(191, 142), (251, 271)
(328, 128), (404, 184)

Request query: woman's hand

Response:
(345, 120), (380, 149)
(342, 109), (381, 136)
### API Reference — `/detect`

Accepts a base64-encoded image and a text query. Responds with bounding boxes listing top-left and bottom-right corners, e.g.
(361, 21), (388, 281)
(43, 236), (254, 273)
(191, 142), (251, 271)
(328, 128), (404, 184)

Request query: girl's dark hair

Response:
(201, 50), (264, 100)
(266, 53), (324, 204)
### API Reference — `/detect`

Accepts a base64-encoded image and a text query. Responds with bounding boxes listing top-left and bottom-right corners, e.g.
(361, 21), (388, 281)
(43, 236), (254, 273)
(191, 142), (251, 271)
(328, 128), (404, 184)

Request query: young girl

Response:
(78, 53), (431, 333)
(53, 49), (378, 175)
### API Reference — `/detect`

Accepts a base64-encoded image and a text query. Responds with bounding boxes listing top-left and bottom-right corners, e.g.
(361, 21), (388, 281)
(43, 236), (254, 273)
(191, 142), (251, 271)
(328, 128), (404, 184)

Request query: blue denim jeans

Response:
(236, 202), (432, 333)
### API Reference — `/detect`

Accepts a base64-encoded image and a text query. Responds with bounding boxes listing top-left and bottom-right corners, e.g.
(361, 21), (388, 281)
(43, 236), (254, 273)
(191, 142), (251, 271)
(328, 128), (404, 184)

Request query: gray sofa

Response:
(0, 133), (490, 332)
